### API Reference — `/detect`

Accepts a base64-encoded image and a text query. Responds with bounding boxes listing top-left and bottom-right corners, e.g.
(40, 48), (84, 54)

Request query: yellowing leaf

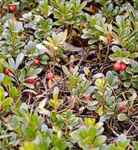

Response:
(84, 118), (96, 127)
(49, 98), (59, 110)
(84, 67), (90, 76)
(96, 106), (104, 116)
(53, 30), (68, 45)
(20, 142), (36, 150)
(95, 78), (106, 94)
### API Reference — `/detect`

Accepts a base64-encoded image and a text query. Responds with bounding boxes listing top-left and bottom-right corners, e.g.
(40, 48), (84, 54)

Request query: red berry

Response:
(113, 62), (122, 72)
(113, 62), (127, 72)
(8, 4), (16, 13)
(120, 63), (127, 71)
(118, 101), (127, 113)
(4, 68), (13, 76)
(34, 58), (40, 65)
(25, 77), (37, 84)
(47, 72), (54, 80)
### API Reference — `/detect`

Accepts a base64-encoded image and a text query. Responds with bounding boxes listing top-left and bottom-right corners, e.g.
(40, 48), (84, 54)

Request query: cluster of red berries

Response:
(113, 61), (127, 72)
(4, 68), (37, 85)
(113, 61), (127, 112)
(24, 72), (54, 85)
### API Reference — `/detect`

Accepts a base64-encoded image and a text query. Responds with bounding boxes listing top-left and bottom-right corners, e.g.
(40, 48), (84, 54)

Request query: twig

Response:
(104, 44), (110, 63)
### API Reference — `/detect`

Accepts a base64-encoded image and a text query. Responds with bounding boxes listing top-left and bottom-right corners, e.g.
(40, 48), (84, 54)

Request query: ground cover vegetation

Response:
(0, 0), (138, 149)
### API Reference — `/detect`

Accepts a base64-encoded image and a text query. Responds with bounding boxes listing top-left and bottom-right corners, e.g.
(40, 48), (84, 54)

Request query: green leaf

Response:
(2, 97), (13, 111)
(28, 68), (42, 76)
(2, 76), (12, 86)
(53, 86), (59, 99)
(131, 65), (138, 73)
(23, 127), (36, 140)
(40, 55), (49, 64)
(84, 86), (96, 95)
(131, 76), (138, 89)
(134, 141), (138, 150)
(62, 65), (70, 76)
(106, 71), (119, 88)
(0, 86), (5, 101)
(39, 0), (49, 16)
(94, 135), (106, 147)
(94, 25), (105, 33)
(9, 86), (19, 98)
(51, 134), (67, 150)
(110, 50), (133, 59)
(8, 57), (16, 69)
(120, 72), (131, 80)
(19, 69), (26, 81)
(16, 53), (24, 69)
